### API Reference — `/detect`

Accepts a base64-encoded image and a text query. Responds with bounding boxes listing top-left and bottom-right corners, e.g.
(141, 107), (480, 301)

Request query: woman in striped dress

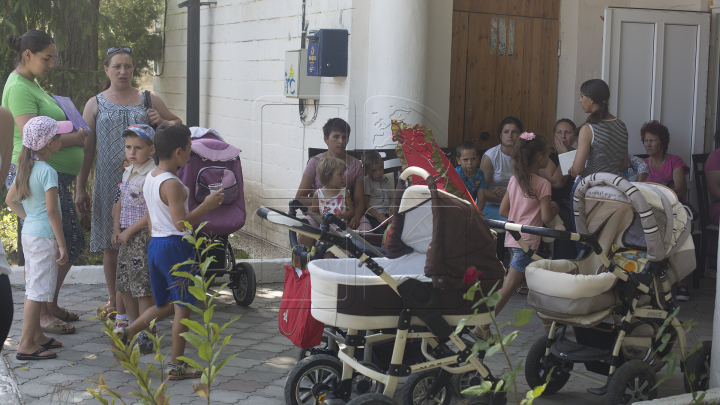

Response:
(568, 79), (629, 232)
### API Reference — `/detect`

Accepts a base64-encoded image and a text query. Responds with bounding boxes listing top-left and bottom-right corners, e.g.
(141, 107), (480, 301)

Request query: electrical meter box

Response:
(307, 29), (348, 77)
(284, 50), (320, 99)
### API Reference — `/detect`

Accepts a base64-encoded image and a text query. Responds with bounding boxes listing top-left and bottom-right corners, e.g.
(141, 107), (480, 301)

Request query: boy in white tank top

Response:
(113, 123), (224, 380)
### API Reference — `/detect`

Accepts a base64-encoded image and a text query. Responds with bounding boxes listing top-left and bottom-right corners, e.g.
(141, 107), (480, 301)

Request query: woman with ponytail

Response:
(2, 30), (89, 335)
(77, 47), (180, 320)
(567, 79), (629, 239)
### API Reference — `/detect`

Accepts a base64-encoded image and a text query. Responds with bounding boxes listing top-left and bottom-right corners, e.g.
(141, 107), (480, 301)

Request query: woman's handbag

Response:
(278, 265), (323, 349)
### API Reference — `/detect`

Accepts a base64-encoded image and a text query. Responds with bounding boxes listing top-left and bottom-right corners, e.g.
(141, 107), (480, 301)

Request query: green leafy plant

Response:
(651, 307), (715, 405)
(458, 271), (549, 405)
(87, 222), (241, 404)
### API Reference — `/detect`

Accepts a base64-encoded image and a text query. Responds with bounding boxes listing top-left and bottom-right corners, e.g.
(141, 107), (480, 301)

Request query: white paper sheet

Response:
(558, 150), (577, 175)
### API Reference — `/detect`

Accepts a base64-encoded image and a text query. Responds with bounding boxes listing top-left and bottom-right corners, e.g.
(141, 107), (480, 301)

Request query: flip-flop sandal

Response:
(56, 308), (80, 322)
(516, 287), (529, 295)
(16, 347), (57, 360)
(41, 320), (76, 335)
(40, 338), (62, 349)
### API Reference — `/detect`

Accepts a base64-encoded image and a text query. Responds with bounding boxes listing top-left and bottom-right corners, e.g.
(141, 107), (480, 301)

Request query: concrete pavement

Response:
(0, 278), (714, 404)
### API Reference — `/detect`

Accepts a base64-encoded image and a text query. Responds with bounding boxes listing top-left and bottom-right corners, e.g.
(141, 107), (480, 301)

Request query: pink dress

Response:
(504, 174), (551, 250)
(317, 188), (347, 216)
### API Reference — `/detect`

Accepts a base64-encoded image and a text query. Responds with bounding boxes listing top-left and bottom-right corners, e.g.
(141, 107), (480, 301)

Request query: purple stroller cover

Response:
(177, 137), (246, 235)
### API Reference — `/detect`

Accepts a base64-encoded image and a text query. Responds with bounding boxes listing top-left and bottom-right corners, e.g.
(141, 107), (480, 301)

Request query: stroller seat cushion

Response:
(308, 255), (493, 330)
(526, 259), (618, 300)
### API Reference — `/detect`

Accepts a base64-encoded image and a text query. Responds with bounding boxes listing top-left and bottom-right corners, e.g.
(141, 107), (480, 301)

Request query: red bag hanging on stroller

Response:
(278, 265), (324, 349)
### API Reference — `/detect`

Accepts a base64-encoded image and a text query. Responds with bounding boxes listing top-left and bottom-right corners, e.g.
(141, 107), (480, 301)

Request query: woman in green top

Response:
(3, 30), (89, 335)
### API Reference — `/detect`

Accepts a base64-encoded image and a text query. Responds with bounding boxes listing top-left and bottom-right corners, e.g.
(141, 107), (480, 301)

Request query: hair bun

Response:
(5, 35), (20, 52)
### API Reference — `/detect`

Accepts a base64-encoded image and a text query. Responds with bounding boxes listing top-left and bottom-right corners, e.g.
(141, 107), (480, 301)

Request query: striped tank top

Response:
(581, 118), (629, 178)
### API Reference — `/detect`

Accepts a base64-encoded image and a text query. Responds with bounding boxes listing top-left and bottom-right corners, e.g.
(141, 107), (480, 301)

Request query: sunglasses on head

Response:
(107, 46), (133, 55)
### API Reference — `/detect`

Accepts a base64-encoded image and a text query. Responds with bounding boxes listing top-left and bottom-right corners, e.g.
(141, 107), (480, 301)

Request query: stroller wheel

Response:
(346, 393), (396, 405)
(525, 336), (572, 395)
(231, 263), (256, 306)
(606, 360), (658, 405)
(402, 370), (452, 405)
(683, 340), (712, 393)
(353, 361), (385, 395)
(285, 354), (343, 405)
(452, 369), (484, 398)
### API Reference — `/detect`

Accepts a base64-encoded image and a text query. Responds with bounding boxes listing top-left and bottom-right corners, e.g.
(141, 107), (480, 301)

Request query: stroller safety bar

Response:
(486, 219), (609, 266)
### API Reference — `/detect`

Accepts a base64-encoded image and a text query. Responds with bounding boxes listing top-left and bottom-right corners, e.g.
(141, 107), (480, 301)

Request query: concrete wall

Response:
(154, 0), (453, 251)
(556, 0), (712, 126)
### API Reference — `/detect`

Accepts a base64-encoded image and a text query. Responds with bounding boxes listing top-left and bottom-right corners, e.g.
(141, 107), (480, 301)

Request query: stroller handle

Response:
(286, 201), (331, 261)
(400, 167), (432, 181)
(485, 219), (603, 256)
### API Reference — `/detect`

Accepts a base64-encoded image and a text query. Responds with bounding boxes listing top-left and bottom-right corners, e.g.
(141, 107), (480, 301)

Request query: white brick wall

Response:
(155, 0), (356, 253)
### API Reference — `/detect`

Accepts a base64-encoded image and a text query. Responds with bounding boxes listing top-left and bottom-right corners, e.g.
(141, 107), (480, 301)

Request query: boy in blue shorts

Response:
(113, 122), (224, 380)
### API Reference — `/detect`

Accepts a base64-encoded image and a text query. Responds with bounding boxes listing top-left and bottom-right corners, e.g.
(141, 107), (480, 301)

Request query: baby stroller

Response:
(258, 167), (507, 405)
(490, 173), (708, 404)
(177, 130), (256, 306)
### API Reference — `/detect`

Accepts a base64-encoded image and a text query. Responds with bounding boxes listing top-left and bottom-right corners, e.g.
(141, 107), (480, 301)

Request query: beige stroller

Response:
(258, 167), (508, 405)
(489, 173), (708, 405)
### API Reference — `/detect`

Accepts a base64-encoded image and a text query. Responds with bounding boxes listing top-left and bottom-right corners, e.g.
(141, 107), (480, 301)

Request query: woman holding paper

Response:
(568, 79), (629, 237)
(541, 119), (578, 259)
(77, 46), (180, 320)
(2, 30), (89, 335)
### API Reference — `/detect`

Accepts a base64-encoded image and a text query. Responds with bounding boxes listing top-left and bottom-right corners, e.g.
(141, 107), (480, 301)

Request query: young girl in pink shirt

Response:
(475, 133), (559, 338)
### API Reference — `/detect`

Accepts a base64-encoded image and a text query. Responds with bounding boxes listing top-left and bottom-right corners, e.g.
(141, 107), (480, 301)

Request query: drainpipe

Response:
(178, 0), (215, 127)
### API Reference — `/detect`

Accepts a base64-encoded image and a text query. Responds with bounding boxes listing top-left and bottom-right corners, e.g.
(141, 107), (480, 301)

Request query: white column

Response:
(711, 242), (720, 388)
(364, 0), (430, 149)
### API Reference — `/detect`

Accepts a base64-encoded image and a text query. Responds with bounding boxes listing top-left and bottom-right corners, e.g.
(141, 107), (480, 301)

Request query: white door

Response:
(602, 7), (710, 171)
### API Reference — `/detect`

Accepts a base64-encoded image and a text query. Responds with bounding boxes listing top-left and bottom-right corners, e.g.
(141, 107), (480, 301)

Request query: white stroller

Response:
(258, 167), (508, 405)
(489, 173), (709, 404)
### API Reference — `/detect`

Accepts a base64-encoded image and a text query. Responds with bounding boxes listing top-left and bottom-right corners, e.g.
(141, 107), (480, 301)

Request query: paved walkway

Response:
(0, 278), (714, 404)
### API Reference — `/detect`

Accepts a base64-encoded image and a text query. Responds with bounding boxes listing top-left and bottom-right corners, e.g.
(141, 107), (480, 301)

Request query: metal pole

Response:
(186, 0), (200, 127)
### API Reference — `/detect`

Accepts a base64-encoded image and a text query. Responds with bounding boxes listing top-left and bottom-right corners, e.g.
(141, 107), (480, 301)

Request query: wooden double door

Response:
(449, 0), (560, 150)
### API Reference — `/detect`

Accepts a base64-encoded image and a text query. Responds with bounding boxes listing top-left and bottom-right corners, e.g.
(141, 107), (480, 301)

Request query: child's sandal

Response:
(166, 362), (202, 380)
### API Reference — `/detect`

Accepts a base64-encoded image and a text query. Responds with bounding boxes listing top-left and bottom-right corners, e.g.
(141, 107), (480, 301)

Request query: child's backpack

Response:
(177, 133), (246, 236)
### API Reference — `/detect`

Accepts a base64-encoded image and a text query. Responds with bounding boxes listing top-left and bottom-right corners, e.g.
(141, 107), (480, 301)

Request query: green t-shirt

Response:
(1, 73), (83, 175)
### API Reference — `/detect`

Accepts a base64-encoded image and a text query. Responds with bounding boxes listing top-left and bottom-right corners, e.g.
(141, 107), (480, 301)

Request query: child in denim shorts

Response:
(111, 124), (157, 353)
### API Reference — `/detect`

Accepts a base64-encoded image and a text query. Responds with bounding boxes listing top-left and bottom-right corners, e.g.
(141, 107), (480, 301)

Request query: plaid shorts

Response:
(116, 229), (153, 298)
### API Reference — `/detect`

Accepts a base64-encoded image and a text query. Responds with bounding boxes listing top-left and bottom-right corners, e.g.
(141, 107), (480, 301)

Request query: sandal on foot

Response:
(166, 362), (202, 380)
(16, 347), (57, 360)
(41, 320), (76, 335)
(516, 287), (529, 295)
(40, 338), (62, 349)
(56, 308), (80, 322)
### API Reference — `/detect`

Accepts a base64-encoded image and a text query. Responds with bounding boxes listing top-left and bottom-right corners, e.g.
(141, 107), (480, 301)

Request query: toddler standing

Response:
(5, 117), (74, 360)
(111, 124), (157, 353)
(474, 133), (558, 338)
(361, 151), (391, 233)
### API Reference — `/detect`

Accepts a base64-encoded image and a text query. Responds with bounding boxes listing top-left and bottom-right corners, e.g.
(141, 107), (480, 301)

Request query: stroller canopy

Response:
(573, 173), (694, 280)
(387, 172), (505, 290)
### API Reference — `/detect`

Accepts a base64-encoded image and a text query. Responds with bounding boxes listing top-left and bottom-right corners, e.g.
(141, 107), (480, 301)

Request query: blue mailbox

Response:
(307, 29), (348, 77)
